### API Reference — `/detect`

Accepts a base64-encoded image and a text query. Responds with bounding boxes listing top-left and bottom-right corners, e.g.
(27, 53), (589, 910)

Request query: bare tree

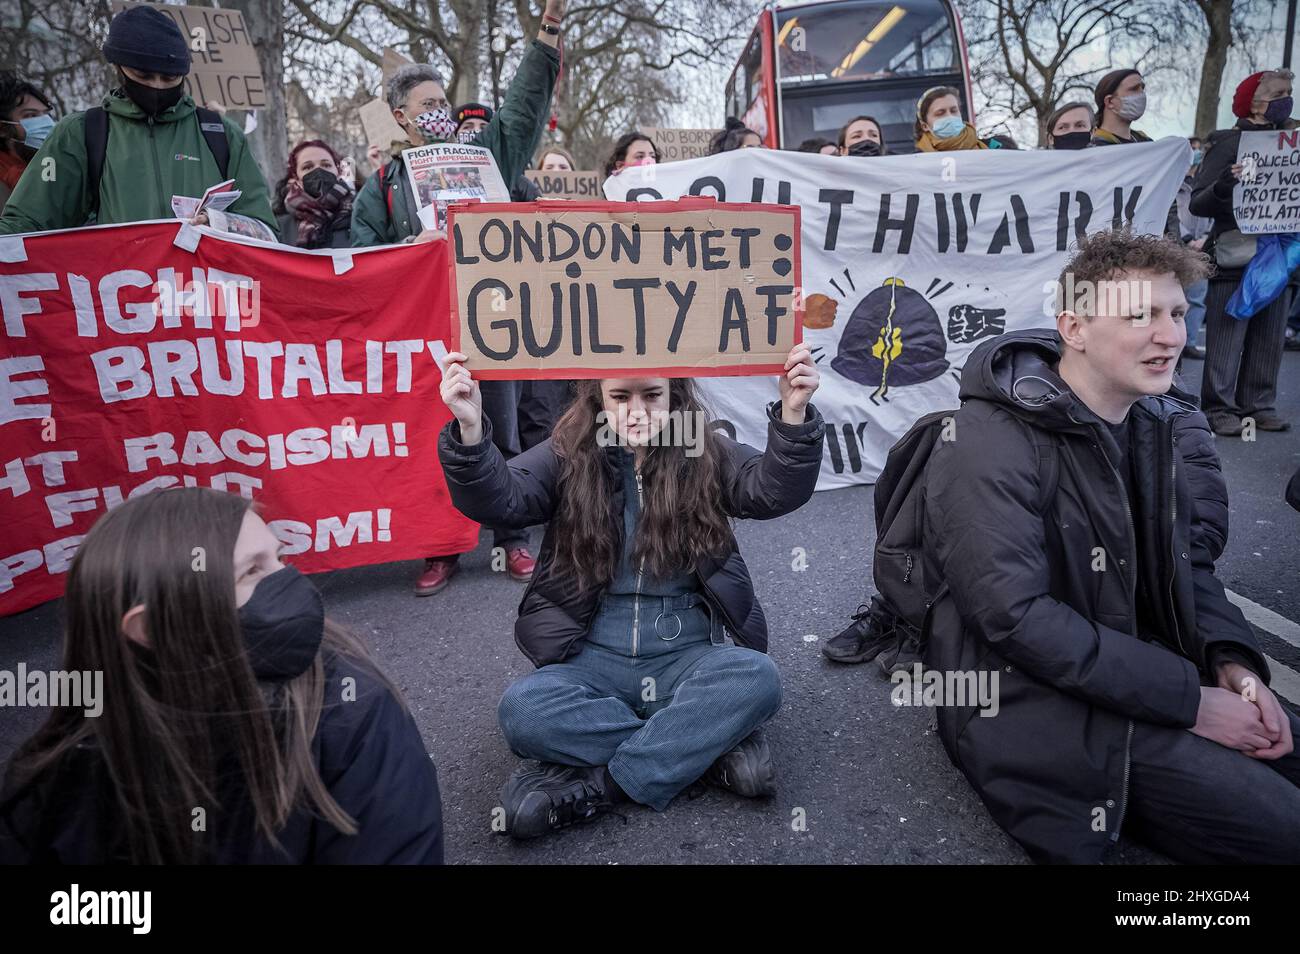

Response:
(1183, 0), (1280, 136)
(284, 0), (751, 169)
(224, 0), (288, 191)
(957, 0), (1171, 146)
(0, 0), (115, 114)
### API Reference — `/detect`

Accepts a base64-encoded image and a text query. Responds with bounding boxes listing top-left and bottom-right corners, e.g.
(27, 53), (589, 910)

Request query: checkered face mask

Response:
(412, 106), (457, 142)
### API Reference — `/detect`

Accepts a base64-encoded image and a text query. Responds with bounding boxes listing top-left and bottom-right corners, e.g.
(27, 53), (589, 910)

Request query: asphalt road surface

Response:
(2, 353), (1298, 865)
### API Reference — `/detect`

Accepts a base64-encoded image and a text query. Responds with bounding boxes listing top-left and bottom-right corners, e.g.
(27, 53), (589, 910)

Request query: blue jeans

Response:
(1185, 278), (1207, 348)
(497, 592), (783, 810)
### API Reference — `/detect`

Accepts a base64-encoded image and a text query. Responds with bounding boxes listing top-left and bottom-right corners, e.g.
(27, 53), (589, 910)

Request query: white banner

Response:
(604, 140), (1189, 488)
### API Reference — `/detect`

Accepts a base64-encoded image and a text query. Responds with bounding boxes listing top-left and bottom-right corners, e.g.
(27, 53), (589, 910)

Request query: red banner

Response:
(0, 221), (479, 616)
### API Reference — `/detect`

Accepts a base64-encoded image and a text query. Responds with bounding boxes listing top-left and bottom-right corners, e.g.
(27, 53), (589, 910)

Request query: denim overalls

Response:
(497, 448), (782, 809)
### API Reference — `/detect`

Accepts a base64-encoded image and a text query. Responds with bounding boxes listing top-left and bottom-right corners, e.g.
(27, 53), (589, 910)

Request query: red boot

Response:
(506, 548), (536, 582)
(414, 555), (459, 596)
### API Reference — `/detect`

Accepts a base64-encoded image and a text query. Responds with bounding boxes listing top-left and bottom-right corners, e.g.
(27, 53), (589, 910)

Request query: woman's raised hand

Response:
(778, 342), (819, 424)
(439, 351), (484, 443)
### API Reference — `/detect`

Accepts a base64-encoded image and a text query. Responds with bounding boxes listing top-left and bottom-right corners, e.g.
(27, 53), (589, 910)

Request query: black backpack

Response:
(83, 105), (230, 214)
(868, 408), (1059, 656)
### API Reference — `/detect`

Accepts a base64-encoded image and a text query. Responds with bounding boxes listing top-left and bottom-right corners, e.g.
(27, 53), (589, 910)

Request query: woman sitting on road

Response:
(437, 346), (824, 838)
(0, 488), (444, 864)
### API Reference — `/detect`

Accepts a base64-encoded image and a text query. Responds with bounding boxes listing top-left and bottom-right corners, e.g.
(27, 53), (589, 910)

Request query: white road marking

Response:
(1263, 655), (1300, 706)
(1225, 589), (1300, 650)
(1225, 589), (1300, 704)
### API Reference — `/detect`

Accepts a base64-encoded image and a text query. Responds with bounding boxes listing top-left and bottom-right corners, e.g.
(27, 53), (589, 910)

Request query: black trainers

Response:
(877, 632), (923, 676)
(500, 762), (616, 839)
(822, 602), (897, 664)
(704, 729), (776, 798)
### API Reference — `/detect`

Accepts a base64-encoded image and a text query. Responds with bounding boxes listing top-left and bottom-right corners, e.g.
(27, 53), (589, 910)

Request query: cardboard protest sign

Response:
(643, 128), (719, 162)
(525, 170), (604, 199)
(360, 98), (408, 149)
(447, 199), (802, 380)
(1233, 129), (1300, 234)
(0, 221), (478, 616)
(112, 2), (266, 111)
(382, 46), (415, 83)
(605, 140), (1188, 488)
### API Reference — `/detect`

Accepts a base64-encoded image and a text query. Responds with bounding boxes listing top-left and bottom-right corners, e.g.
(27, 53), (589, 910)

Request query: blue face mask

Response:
(1191, 149), (1203, 166)
(931, 115), (965, 140)
(5, 114), (54, 151)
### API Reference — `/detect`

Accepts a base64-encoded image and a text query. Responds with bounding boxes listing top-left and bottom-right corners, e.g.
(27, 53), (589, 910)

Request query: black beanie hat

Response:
(104, 6), (192, 76)
(1094, 68), (1140, 113)
(454, 102), (493, 131)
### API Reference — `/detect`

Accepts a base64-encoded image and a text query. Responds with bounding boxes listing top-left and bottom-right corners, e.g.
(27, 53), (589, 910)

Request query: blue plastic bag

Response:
(1227, 232), (1300, 319)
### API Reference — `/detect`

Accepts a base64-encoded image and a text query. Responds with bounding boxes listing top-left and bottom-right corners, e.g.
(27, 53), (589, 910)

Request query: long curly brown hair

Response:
(549, 378), (734, 591)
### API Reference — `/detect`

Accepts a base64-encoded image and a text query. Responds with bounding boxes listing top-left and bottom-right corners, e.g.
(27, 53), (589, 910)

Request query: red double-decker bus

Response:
(726, 0), (976, 154)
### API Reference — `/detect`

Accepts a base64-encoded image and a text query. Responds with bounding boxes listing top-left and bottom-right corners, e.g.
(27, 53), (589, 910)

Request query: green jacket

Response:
(0, 88), (274, 234)
(351, 39), (560, 247)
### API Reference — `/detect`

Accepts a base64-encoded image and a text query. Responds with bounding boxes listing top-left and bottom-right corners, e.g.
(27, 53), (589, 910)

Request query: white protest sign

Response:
(605, 140), (1189, 488)
(1234, 129), (1300, 235)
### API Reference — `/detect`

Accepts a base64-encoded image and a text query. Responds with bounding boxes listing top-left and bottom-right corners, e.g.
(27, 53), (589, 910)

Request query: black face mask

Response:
(1052, 130), (1092, 150)
(237, 565), (324, 680)
(301, 168), (340, 198)
(847, 139), (882, 158)
(120, 73), (185, 117)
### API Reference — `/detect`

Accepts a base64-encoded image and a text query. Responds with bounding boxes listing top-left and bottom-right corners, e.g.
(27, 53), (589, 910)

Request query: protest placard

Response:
(643, 128), (719, 162)
(1234, 129), (1300, 234)
(112, 2), (266, 111)
(360, 98), (408, 149)
(524, 169), (604, 199)
(382, 46), (415, 83)
(403, 143), (510, 230)
(447, 199), (802, 379)
(0, 221), (478, 616)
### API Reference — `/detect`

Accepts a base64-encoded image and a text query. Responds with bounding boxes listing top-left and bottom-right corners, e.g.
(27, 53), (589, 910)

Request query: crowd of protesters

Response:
(1, 1), (1298, 866)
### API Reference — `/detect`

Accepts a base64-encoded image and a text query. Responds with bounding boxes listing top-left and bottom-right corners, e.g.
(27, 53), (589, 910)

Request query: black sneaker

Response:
(877, 632), (923, 676)
(500, 762), (616, 839)
(704, 729), (776, 798)
(822, 603), (897, 664)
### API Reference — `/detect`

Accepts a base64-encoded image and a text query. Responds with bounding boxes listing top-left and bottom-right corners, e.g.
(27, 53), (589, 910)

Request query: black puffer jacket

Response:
(438, 401), (825, 667)
(922, 330), (1267, 864)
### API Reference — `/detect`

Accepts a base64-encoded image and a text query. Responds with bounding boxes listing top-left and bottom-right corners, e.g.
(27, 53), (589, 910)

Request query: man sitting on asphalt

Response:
(922, 229), (1299, 863)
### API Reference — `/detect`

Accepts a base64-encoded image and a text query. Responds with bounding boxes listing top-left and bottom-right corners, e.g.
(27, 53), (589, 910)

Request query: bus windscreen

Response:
(776, 0), (957, 86)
